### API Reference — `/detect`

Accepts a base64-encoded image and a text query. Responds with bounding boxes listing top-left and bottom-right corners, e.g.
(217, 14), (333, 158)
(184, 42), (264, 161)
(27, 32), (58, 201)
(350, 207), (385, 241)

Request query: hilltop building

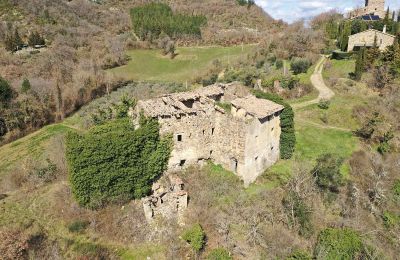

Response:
(348, 0), (386, 20)
(131, 83), (284, 185)
(347, 27), (396, 52)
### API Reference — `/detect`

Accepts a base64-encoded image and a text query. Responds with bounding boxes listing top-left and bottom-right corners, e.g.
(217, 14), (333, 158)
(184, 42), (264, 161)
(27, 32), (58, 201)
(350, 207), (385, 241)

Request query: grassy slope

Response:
(0, 55), (375, 258)
(109, 45), (255, 82)
(255, 58), (367, 187)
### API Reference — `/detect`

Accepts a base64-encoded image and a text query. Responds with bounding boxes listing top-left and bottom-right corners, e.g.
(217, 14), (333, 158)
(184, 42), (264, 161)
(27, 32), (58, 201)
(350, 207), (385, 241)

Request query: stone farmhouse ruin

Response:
(348, 0), (386, 20)
(347, 27), (396, 52)
(132, 83), (284, 185)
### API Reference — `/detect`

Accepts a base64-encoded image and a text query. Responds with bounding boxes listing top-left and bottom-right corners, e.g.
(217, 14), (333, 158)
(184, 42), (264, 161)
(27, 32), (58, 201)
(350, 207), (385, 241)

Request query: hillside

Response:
(0, 0), (278, 145)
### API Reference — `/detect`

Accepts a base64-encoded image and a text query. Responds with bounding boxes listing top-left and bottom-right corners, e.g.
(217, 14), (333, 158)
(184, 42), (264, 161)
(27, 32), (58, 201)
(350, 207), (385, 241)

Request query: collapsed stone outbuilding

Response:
(132, 83), (284, 185)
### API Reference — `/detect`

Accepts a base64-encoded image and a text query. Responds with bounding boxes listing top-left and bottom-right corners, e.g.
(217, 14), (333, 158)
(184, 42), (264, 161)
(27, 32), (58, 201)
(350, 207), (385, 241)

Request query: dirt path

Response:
(291, 56), (352, 132)
(292, 56), (335, 109)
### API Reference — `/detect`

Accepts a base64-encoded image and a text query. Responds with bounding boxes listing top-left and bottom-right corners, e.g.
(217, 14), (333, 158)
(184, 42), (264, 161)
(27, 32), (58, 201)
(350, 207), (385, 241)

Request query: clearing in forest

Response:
(109, 45), (255, 82)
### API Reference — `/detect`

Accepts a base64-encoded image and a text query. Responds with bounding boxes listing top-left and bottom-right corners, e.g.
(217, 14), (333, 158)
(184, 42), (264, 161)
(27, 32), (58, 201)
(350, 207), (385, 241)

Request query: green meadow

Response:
(109, 45), (255, 82)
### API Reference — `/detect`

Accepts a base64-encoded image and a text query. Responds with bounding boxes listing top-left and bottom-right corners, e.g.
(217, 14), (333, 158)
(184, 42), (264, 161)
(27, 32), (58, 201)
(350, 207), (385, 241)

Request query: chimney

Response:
(383, 25), (387, 33)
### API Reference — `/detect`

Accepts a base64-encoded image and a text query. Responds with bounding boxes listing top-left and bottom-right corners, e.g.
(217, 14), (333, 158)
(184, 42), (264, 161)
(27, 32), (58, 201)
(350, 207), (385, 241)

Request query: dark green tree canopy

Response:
(130, 3), (207, 40)
(0, 76), (13, 103)
(66, 118), (172, 209)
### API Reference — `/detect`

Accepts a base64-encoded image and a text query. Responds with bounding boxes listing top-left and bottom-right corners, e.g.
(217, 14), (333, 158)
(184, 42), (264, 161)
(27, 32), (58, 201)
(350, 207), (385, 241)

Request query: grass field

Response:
(109, 45), (255, 82)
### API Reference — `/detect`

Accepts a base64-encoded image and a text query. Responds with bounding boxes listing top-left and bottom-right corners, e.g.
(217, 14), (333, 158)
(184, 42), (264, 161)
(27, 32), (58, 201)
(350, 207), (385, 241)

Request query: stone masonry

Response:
(348, 0), (385, 19)
(347, 28), (396, 52)
(132, 83), (284, 185)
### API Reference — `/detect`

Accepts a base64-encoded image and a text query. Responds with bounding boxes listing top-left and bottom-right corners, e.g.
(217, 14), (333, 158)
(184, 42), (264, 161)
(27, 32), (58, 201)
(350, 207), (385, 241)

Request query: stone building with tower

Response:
(348, 0), (386, 19)
(131, 83), (284, 185)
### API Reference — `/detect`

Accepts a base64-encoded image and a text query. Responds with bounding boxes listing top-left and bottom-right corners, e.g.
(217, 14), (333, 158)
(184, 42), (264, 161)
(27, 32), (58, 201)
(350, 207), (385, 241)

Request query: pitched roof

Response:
(349, 29), (396, 38)
(231, 96), (284, 120)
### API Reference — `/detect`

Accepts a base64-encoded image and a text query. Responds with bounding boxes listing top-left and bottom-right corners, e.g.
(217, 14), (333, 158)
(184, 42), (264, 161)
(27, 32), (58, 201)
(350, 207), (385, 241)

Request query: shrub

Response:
(21, 78), (31, 93)
(207, 248), (232, 260)
(314, 228), (363, 260)
(286, 250), (312, 260)
(312, 154), (344, 193)
(202, 74), (218, 87)
(66, 118), (172, 208)
(182, 224), (205, 252)
(252, 90), (296, 159)
(0, 76), (13, 103)
(275, 59), (284, 69)
(382, 212), (399, 228)
(67, 220), (90, 233)
(290, 58), (311, 75)
(317, 99), (330, 110)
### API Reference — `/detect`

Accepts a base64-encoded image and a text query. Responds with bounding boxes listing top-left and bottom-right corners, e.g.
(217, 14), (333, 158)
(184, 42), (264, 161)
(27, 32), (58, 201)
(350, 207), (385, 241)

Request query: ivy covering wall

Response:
(66, 118), (172, 209)
(252, 90), (296, 159)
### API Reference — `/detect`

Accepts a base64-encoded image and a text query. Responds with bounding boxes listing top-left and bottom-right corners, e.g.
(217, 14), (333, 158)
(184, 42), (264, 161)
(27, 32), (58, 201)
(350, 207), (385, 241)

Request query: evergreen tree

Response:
(13, 28), (23, 51)
(21, 78), (31, 93)
(355, 46), (366, 81)
(0, 76), (13, 103)
(339, 21), (352, 51)
(28, 31), (45, 47)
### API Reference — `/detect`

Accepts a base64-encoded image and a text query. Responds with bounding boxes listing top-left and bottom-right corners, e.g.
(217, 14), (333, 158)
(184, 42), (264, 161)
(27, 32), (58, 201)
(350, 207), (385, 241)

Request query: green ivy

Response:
(252, 90), (295, 159)
(65, 118), (172, 209)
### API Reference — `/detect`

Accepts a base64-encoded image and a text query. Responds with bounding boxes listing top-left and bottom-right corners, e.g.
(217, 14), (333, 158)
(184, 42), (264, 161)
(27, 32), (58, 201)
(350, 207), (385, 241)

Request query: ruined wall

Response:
(348, 30), (395, 51)
(243, 112), (282, 185)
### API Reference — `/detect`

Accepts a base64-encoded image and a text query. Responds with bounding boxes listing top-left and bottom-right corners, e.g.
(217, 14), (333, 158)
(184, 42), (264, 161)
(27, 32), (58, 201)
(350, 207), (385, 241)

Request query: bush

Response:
(290, 58), (311, 75)
(0, 76), (13, 103)
(252, 90), (296, 159)
(21, 78), (31, 93)
(286, 250), (312, 260)
(66, 118), (172, 208)
(332, 50), (353, 60)
(181, 224), (205, 252)
(317, 99), (330, 110)
(202, 74), (218, 87)
(207, 248), (232, 260)
(314, 228), (363, 260)
(312, 154), (344, 193)
(382, 212), (399, 228)
(67, 220), (90, 233)
(275, 59), (284, 69)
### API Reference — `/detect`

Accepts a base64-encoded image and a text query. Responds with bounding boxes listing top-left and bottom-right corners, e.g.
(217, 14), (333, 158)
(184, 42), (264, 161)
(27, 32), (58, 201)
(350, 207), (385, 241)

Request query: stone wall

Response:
(348, 30), (395, 52)
(243, 112), (281, 184)
(349, 0), (385, 19)
(133, 83), (284, 185)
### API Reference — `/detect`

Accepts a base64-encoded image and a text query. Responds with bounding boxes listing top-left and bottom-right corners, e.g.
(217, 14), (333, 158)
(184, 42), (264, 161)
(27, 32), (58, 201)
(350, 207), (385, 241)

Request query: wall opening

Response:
(230, 158), (238, 173)
(177, 134), (183, 142)
(211, 128), (215, 135)
(182, 99), (194, 108)
(202, 130), (205, 135)
(255, 156), (259, 162)
(180, 160), (186, 167)
(210, 150), (213, 156)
